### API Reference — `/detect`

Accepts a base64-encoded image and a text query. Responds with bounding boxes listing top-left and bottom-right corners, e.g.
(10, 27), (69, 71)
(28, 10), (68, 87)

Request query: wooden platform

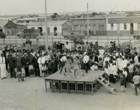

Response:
(44, 70), (104, 95)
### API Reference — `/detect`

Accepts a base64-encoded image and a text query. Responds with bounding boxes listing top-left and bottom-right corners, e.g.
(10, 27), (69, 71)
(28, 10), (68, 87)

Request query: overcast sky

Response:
(0, 0), (140, 15)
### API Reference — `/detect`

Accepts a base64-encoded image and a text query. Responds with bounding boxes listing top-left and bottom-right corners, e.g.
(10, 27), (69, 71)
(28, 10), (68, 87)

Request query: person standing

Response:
(120, 74), (126, 92)
(65, 41), (71, 52)
(21, 53), (29, 77)
(0, 53), (6, 79)
(83, 53), (90, 73)
(33, 53), (40, 77)
(8, 54), (16, 78)
(37, 53), (46, 77)
(64, 56), (72, 77)
(133, 72), (140, 96)
(15, 53), (22, 71)
(73, 56), (80, 78)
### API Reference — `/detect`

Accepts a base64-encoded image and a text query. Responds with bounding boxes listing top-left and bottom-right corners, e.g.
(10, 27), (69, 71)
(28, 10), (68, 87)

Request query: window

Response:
(124, 23), (127, 30)
(38, 27), (43, 35)
(111, 23), (114, 30)
(137, 23), (140, 29)
(31, 27), (35, 30)
(54, 27), (57, 36)
(130, 23), (133, 34)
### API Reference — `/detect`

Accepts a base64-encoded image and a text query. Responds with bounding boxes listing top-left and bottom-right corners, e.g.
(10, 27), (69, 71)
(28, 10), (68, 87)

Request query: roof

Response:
(70, 17), (106, 20)
(0, 19), (8, 28)
(17, 20), (67, 26)
(108, 17), (140, 23)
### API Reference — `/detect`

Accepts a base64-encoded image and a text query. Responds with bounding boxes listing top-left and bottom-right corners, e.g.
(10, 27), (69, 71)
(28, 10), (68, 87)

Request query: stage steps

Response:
(96, 75), (119, 94)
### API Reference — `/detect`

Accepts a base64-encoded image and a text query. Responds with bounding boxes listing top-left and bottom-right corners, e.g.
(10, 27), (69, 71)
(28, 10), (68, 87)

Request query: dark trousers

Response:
(9, 67), (15, 78)
(24, 66), (29, 77)
(135, 83), (140, 95)
(83, 63), (89, 73)
(59, 62), (65, 73)
(6, 61), (8, 71)
(34, 65), (40, 76)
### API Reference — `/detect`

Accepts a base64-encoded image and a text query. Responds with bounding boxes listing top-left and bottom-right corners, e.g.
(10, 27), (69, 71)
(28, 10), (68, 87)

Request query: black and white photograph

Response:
(1, 0), (140, 110)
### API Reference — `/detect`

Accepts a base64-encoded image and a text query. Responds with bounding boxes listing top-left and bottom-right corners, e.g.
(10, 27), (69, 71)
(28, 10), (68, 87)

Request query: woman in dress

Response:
(0, 52), (6, 79)
(64, 56), (72, 77)
(73, 56), (81, 78)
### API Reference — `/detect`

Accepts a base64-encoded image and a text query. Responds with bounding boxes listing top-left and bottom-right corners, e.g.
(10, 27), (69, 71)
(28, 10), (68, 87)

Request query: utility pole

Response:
(87, 3), (89, 42)
(45, 0), (48, 51)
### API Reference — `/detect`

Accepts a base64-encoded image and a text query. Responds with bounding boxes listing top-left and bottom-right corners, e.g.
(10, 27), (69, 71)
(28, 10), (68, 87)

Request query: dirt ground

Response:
(0, 75), (140, 110)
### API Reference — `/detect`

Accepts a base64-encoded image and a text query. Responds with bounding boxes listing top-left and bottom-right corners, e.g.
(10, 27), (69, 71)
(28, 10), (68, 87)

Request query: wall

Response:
(27, 25), (62, 36)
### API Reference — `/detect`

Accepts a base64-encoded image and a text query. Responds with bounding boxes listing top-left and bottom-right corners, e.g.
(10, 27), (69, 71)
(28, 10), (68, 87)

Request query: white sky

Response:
(0, 0), (140, 15)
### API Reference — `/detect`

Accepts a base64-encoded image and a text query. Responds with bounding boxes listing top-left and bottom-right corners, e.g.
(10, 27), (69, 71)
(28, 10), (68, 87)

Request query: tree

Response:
(92, 12), (97, 17)
(69, 33), (85, 44)
(51, 13), (59, 20)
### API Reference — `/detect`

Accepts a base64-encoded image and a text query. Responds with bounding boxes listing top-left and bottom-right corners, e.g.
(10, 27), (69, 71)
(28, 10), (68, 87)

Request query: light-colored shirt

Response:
(44, 55), (51, 61)
(134, 56), (139, 65)
(128, 64), (134, 73)
(37, 57), (46, 65)
(0, 57), (5, 64)
(123, 71), (127, 78)
(60, 56), (67, 62)
(83, 55), (89, 63)
(103, 57), (110, 67)
(65, 43), (71, 50)
(112, 65), (117, 75)
(133, 75), (140, 84)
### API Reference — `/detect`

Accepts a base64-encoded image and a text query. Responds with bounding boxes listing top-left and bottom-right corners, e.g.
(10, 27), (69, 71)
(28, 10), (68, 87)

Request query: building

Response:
(0, 20), (25, 36)
(17, 20), (71, 36)
(70, 17), (107, 36)
(107, 17), (140, 36)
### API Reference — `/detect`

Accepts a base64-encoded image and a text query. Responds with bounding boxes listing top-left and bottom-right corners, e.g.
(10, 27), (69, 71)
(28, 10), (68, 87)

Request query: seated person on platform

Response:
(91, 62), (98, 71)
(103, 61), (110, 81)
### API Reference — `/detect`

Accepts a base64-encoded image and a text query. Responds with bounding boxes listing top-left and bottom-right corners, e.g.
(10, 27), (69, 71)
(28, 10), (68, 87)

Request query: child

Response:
(123, 67), (128, 88)
(128, 61), (134, 83)
(16, 68), (22, 82)
(120, 74), (126, 92)
(103, 61), (110, 81)
(29, 64), (35, 77)
(64, 56), (72, 77)
(21, 67), (25, 81)
(73, 56), (80, 78)
(112, 63), (118, 83)
(132, 72), (140, 95)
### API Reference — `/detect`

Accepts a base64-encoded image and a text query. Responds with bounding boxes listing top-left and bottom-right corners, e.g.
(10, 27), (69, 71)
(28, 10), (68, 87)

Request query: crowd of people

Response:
(0, 41), (140, 95)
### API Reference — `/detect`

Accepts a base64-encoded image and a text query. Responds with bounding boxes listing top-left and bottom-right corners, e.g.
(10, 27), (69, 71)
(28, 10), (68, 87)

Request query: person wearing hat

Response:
(0, 53), (6, 79)
(37, 53), (46, 77)
(7, 54), (16, 78)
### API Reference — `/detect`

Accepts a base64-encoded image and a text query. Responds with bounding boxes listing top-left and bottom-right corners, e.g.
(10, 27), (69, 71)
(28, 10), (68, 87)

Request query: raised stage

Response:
(44, 70), (104, 94)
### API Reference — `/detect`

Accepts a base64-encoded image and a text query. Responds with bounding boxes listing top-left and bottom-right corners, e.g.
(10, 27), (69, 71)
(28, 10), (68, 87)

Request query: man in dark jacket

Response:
(22, 53), (29, 77)
(8, 54), (16, 78)
(33, 54), (40, 77)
